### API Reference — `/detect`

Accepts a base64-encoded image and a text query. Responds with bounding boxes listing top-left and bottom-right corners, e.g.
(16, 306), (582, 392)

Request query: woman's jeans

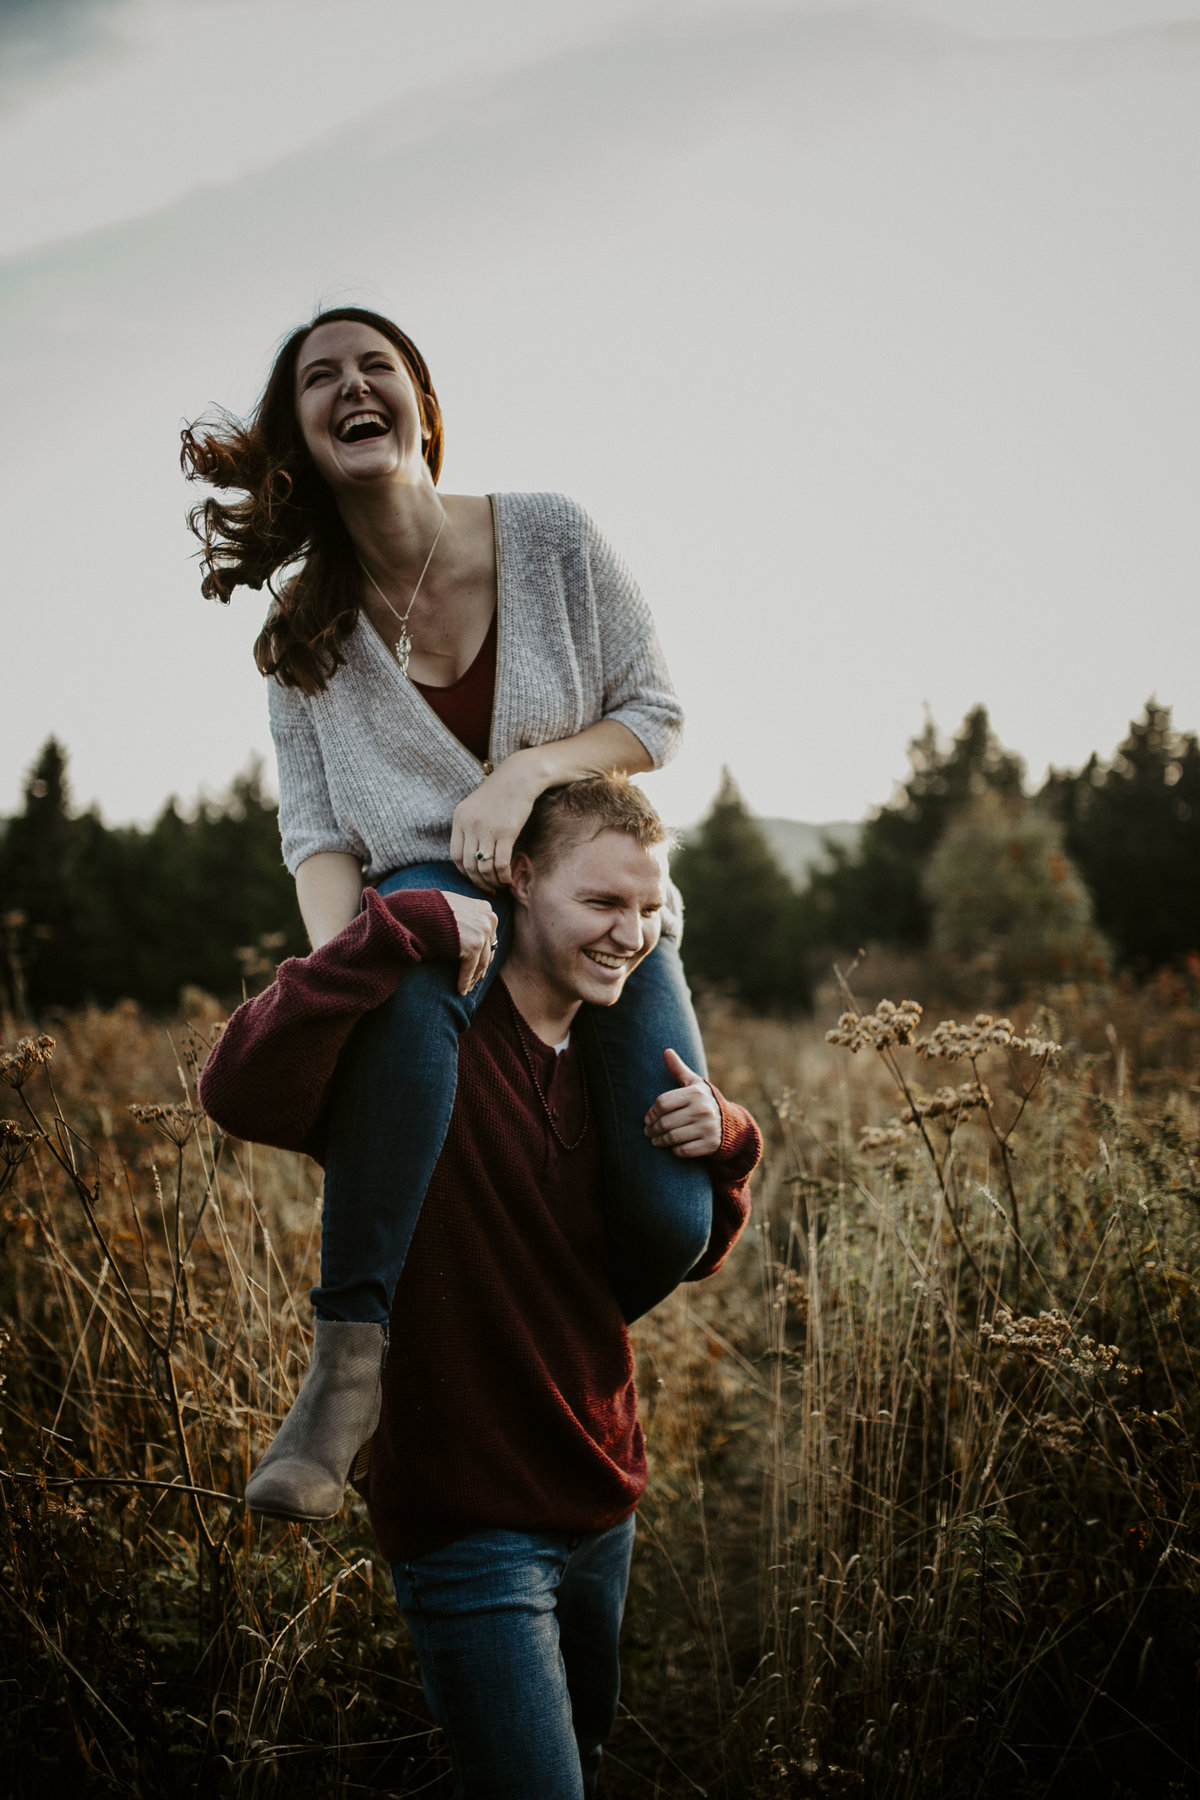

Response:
(391, 1515), (635, 1800)
(314, 860), (712, 1325)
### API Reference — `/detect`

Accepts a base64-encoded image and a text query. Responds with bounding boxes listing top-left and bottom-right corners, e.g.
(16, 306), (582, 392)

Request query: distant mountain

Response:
(677, 812), (862, 887)
(756, 818), (862, 887)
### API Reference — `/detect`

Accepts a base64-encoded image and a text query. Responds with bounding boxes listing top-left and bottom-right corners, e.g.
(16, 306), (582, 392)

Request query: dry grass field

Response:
(1, 968), (1198, 1798)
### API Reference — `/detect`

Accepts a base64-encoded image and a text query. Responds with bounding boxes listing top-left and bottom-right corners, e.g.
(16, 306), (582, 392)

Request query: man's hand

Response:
(439, 891), (500, 994)
(644, 1048), (722, 1158)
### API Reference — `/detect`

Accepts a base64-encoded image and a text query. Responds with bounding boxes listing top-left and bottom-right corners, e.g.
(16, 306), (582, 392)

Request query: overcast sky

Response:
(3, 0), (1199, 833)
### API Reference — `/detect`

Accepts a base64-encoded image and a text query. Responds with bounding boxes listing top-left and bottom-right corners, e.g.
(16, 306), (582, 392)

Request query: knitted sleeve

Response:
(685, 1091), (762, 1282)
(580, 510), (685, 769)
(267, 677), (368, 875)
(198, 888), (461, 1158)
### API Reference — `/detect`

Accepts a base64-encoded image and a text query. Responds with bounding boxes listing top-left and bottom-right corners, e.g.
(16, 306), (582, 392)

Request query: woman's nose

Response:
(341, 369), (370, 397)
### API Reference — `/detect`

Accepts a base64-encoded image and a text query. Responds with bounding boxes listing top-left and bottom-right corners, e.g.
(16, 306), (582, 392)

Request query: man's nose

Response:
(608, 909), (644, 952)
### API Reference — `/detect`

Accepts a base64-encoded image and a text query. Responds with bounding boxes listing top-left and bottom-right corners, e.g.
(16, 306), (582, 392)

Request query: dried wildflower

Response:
(901, 1080), (991, 1127)
(826, 998), (923, 1054)
(979, 1306), (1140, 1384)
(1029, 1413), (1085, 1456)
(0, 1116), (41, 1177)
(0, 1034), (55, 1089)
(915, 1013), (1061, 1064)
(128, 1102), (202, 1147)
(859, 1122), (911, 1156)
(0, 1117), (40, 1150)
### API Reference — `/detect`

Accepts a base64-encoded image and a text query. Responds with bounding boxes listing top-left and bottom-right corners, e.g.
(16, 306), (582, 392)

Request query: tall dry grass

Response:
(1, 971), (1198, 1797)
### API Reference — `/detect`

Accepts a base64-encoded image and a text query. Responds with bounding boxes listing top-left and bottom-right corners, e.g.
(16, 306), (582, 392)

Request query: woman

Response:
(183, 307), (711, 1520)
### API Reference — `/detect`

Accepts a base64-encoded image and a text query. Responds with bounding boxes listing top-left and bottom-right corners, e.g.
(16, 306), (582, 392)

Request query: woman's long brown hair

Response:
(181, 308), (444, 694)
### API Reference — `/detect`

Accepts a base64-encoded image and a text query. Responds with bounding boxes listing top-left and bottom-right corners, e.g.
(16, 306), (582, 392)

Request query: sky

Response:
(2, 0), (1199, 835)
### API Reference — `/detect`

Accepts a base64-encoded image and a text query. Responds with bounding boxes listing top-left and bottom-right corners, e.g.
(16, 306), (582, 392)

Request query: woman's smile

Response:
(336, 409), (391, 444)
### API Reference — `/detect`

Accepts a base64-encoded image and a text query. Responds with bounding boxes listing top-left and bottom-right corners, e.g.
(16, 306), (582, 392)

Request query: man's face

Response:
(510, 829), (665, 1013)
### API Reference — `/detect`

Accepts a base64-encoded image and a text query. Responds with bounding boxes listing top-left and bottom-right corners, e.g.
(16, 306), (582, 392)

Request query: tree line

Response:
(673, 701), (1200, 1012)
(1, 701), (1197, 1018)
(0, 741), (306, 1015)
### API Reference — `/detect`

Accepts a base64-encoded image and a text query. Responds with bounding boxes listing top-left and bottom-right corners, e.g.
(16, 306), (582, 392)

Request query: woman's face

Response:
(294, 320), (428, 490)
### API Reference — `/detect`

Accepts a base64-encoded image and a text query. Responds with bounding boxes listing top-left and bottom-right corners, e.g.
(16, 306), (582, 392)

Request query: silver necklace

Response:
(357, 509), (447, 678)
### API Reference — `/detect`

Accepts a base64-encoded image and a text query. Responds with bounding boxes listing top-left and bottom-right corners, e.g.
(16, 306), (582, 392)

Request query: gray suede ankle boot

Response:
(245, 1319), (387, 1521)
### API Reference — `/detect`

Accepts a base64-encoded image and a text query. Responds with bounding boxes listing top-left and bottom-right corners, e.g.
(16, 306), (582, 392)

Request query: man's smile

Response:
(583, 950), (628, 970)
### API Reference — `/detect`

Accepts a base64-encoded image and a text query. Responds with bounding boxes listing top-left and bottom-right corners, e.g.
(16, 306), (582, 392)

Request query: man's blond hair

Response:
(515, 773), (669, 869)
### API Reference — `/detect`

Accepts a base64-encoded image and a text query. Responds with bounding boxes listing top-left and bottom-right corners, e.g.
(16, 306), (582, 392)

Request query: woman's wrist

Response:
(493, 745), (557, 799)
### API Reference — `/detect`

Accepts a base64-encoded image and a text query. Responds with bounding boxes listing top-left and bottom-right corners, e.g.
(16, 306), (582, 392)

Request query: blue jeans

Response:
(314, 861), (712, 1325)
(391, 1516), (635, 1800)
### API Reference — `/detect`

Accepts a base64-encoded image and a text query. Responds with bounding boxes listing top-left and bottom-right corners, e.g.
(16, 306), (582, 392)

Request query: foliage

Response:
(2, 983), (1199, 1796)
(1041, 700), (1200, 972)
(672, 769), (811, 1014)
(800, 705), (1025, 954)
(0, 739), (305, 1013)
(925, 792), (1109, 1002)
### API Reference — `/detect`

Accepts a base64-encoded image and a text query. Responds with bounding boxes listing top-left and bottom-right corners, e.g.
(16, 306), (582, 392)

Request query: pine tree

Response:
(0, 738), (87, 1010)
(801, 706), (1025, 952)
(1041, 701), (1200, 970)
(673, 769), (811, 1014)
(926, 792), (1109, 1002)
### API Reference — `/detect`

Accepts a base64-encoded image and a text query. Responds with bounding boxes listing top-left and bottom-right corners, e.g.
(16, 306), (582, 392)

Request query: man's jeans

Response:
(315, 860), (712, 1325)
(391, 1516), (636, 1800)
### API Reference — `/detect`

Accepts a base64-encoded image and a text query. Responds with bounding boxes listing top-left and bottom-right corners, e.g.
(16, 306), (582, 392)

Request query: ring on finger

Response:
(475, 850), (493, 862)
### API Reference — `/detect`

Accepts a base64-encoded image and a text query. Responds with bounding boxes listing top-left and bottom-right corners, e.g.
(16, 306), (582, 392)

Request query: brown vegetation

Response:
(1, 972), (1198, 1796)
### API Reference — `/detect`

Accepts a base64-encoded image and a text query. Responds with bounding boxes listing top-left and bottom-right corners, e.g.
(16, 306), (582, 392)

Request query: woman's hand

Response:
(643, 1049), (722, 1158)
(451, 754), (543, 893)
(452, 723), (655, 893)
(439, 891), (500, 994)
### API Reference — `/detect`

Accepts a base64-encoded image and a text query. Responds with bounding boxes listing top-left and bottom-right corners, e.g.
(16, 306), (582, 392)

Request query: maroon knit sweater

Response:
(366, 980), (760, 1560)
(198, 890), (762, 1559)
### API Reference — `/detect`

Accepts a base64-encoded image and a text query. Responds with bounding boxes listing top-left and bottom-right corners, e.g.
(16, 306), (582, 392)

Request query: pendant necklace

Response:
(357, 508), (447, 679)
(502, 984), (590, 1153)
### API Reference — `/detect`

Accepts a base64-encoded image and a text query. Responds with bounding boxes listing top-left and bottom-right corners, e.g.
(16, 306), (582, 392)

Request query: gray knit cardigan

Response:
(268, 492), (684, 881)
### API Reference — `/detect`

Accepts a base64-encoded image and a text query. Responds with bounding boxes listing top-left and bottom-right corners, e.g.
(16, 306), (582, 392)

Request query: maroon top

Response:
(364, 980), (761, 1561)
(411, 610), (497, 763)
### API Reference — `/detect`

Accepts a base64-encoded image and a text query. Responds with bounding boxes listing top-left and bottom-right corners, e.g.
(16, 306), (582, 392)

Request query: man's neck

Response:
(499, 960), (580, 1047)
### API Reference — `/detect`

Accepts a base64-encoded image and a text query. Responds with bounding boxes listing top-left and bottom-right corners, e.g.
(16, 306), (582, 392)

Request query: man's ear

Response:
(508, 850), (536, 906)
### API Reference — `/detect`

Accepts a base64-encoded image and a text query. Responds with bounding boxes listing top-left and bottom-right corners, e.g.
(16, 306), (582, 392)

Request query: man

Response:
(200, 774), (760, 1798)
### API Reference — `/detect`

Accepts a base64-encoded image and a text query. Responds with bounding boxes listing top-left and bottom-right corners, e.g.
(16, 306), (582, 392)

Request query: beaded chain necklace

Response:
(502, 984), (590, 1153)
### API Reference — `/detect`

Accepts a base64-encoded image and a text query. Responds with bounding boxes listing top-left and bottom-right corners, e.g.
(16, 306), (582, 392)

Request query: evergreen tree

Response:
(926, 792), (1109, 1002)
(1041, 701), (1200, 971)
(673, 769), (811, 1014)
(0, 738), (87, 1010)
(0, 740), (304, 1014)
(800, 706), (1025, 952)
